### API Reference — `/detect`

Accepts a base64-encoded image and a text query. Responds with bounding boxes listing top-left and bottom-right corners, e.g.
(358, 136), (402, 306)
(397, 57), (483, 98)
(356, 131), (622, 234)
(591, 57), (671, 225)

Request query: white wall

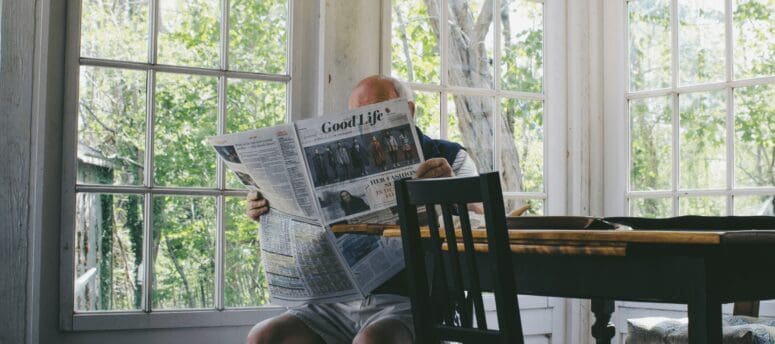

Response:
(320, 0), (382, 115)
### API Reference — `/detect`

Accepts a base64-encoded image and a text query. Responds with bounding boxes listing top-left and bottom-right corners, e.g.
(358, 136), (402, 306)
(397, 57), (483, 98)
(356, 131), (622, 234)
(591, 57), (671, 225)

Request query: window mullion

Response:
(724, 0), (735, 214)
(285, 0), (293, 122)
(221, 0), (230, 71)
(143, 0), (160, 313)
(440, 0), (449, 140)
(149, 0), (159, 65)
(143, 69), (156, 313)
(215, 80), (227, 312)
(215, 195), (225, 310)
(670, 0), (679, 215)
(215, 0), (229, 312)
(492, 0), (502, 174)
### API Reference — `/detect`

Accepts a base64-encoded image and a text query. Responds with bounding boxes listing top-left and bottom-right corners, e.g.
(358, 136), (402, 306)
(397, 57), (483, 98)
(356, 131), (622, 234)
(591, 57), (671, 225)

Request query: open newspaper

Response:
(208, 99), (423, 305)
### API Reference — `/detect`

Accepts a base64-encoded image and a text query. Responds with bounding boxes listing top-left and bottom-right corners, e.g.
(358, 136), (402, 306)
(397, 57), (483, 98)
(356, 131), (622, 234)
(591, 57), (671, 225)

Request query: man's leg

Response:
(352, 318), (413, 344)
(246, 314), (326, 344)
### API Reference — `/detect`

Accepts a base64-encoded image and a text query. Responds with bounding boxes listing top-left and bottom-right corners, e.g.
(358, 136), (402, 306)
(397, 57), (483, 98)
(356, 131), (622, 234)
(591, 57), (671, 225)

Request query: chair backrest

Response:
(395, 172), (524, 344)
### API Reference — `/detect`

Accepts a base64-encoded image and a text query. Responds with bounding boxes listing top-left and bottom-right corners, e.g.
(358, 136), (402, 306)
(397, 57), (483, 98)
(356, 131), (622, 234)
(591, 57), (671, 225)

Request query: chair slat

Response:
(459, 204), (488, 330)
(441, 203), (471, 327)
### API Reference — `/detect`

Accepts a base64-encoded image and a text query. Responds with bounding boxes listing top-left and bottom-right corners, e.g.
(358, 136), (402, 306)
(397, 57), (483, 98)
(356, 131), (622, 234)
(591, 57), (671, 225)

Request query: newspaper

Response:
(208, 99), (422, 305)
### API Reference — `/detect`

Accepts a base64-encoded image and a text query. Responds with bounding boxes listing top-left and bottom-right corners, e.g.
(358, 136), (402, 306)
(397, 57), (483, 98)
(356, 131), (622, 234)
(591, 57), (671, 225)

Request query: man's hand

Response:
(414, 158), (454, 179)
(246, 191), (270, 222)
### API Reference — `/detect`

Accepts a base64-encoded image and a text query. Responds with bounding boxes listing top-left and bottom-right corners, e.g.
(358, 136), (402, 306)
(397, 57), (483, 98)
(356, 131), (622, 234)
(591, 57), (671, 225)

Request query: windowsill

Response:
(68, 307), (285, 332)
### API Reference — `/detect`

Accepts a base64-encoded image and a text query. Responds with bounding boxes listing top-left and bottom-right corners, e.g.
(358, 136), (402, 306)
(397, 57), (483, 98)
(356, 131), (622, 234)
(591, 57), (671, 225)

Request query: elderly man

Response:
(245, 75), (478, 344)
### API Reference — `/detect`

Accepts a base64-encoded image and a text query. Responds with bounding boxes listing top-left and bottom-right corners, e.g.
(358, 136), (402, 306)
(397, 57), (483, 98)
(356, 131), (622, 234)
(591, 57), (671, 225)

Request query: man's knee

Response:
(246, 314), (324, 344)
(353, 318), (413, 344)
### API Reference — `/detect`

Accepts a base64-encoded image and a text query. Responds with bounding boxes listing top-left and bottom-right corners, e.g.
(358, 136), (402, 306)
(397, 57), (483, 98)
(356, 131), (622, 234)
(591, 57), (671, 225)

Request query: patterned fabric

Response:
(626, 316), (775, 344)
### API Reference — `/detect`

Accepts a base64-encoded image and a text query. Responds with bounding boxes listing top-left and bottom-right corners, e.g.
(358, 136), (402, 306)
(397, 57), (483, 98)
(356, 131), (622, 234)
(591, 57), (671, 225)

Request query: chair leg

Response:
(591, 299), (615, 344)
(688, 290), (722, 344)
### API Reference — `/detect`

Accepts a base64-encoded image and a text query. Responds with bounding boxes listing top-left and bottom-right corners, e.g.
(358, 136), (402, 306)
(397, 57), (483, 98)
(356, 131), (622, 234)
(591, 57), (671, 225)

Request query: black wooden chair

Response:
(395, 172), (524, 344)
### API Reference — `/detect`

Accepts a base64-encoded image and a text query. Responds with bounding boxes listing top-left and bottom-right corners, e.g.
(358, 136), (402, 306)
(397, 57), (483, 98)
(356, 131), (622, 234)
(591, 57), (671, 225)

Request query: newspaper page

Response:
(260, 212), (361, 306)
(208, 124), (317, 219)
(295, 99), (422, 293)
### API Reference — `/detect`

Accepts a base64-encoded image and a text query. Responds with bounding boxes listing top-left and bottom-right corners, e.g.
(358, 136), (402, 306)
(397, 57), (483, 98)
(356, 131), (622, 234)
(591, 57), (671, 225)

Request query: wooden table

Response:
(337, 225), (775, 344)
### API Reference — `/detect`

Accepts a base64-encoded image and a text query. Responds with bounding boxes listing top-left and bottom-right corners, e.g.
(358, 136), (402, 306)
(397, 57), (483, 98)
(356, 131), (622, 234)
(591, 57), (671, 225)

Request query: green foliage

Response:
(229, 0), (287, 73)
(391, 0), (440, 83)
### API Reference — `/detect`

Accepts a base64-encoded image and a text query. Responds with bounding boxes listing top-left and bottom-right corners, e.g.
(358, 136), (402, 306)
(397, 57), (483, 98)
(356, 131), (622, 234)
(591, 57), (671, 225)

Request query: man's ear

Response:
(408, 101), (416, 118)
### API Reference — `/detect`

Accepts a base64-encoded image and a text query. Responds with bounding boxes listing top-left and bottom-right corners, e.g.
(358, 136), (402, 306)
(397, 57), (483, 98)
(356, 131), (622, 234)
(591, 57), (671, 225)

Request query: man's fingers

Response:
(246, 191), (262, 201)
(415, 158), (447, 178)
(415, 158), (453, 178)
(247, 207), (269, 221)
(246, 199), (268, 210)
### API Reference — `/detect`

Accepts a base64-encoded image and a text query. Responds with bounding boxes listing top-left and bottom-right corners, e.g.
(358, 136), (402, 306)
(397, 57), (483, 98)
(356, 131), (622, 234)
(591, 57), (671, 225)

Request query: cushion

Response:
(626, 316), (775, 344)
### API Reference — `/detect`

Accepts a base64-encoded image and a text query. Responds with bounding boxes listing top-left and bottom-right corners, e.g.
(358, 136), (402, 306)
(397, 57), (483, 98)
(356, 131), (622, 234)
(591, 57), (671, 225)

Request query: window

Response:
(384, 0), (551, 213)
(63, 0), (290, 329)
(624, 0), (773, 216)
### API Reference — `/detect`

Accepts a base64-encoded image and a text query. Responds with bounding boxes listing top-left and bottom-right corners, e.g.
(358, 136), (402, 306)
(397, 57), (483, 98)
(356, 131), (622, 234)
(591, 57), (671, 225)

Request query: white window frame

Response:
(60, 0), (297, 331)
(379, 0), (567, 215)
(604, 0), (775, 217)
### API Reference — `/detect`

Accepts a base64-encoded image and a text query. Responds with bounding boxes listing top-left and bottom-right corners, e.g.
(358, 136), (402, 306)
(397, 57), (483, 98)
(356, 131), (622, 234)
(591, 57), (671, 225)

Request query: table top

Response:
(331, 223), (775, 256)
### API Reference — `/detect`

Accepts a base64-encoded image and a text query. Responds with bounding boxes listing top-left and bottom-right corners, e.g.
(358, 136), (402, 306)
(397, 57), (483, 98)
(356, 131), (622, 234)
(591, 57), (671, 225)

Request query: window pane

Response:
(500, 0), (543, 93)
(226, 79), (286, 133)
(154, 73), (218, 187)
(678, 0), (725, 85)
(628, 0), (671, 91)
(501, 98), (543, 193)
(631, 197), (673, 217)
(80, 0), (148, 61)
(733, 0), (775, 79)
(414, 91), (441, 139)
(225, 79), (286, 188)
(448, 94), (493, 172)
(224, 197), (269, 308)
(157, 0), (220, 68)
(504, 198), (544, 216)
(152, 195), (215, 309)
(630, 96), (672, 191)
(391, 0), (441, 84)
(734, 195), (774, 215)
(78, 67), (146, 186)
(735, 84), (774, 188)
(230, 0), (287, 73)
(448, 0), (494, 88)
(679, 91), (726, 189)
(679, 196), (726, 215)
(75, 193), (144, 312)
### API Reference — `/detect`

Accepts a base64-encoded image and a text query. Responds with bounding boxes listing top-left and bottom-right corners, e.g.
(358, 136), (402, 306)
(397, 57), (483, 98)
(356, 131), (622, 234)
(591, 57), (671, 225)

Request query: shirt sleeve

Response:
(451, 150), (478, 177)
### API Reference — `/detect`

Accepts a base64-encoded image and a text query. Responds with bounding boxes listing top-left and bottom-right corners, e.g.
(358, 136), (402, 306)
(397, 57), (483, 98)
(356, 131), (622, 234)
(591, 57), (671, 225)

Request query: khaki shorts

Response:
(286, 294), (414, 344)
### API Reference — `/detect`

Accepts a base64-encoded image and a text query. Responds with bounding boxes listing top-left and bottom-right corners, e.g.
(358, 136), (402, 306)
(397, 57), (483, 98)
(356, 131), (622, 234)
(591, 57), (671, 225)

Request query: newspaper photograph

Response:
(295, 99), (424, 225)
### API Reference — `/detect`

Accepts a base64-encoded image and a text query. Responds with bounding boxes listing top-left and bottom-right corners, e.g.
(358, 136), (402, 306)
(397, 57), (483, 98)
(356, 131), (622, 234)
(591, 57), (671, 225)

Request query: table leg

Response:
(688, 290), (722, 344)
(591, 299), (615, 344)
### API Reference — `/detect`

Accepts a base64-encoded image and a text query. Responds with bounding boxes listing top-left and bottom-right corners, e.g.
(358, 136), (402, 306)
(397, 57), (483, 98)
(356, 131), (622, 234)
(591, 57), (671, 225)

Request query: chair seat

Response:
(626, 316), (775, 344)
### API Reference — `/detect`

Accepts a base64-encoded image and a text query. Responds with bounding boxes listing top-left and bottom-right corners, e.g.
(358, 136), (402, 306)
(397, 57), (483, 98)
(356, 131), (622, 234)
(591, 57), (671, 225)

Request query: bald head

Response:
(348, 75), (416, 116)
(348, 76), (398, 109)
